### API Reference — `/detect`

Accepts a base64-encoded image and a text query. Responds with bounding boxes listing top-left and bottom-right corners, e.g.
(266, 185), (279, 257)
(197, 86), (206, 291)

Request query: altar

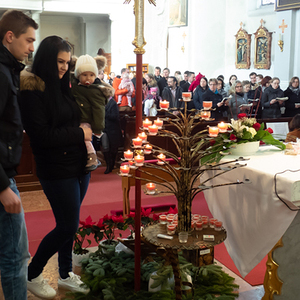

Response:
(202, 145), (300, 296)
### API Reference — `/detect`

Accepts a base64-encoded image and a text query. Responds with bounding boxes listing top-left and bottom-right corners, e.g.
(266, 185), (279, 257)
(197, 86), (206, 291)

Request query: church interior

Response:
(1, 0), (300, 299)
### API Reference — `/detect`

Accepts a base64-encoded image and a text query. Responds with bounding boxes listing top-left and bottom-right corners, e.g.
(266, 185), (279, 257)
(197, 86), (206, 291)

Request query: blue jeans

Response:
(0, 178), (30, 300)
(28, 173), (90, 280)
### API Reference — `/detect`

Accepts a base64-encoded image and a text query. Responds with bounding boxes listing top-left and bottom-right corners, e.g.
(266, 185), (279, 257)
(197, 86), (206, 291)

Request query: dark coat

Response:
(20, 74), (86, 180)
(202, 89), (225, 121)
(283, 87), (300, 117)
(157, 77), (167, 97)
(104, 99), (123, 151)
(193, 86), (208, 110)
(0, 42), (24, 192)
(161, 86), (183, 109)
(261, 86), (284, 119)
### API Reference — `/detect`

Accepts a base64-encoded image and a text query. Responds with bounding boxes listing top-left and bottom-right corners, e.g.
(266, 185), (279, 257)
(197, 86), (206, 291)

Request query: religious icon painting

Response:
(235, 23), (251, 69)
(169, 0), (188, 27)
(254, 20), (272, 69)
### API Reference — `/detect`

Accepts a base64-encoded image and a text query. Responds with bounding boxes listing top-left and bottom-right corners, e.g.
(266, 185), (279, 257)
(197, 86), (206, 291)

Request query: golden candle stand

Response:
(141, 223), (227, 300)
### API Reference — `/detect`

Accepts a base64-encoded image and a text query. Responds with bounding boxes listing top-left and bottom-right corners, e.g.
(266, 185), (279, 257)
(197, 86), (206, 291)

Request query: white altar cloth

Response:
(202, 145), (300, 277)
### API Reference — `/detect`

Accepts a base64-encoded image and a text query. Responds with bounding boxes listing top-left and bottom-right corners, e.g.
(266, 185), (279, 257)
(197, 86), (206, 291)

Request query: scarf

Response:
(289, 86), (300, 95)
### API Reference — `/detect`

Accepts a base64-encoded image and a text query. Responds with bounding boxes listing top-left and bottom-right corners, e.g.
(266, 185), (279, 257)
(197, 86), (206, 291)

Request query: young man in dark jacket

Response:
(0, 10), (38, 300)
(162, 76), (183, 115)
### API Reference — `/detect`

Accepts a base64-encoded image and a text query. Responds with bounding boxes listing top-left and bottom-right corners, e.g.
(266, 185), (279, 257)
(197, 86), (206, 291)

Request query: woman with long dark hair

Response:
(193, 76), (208, 110)
(20, 36), (92, 298)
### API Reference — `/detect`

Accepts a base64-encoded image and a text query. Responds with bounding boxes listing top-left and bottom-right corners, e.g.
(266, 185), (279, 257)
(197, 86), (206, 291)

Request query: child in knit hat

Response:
(72, 54), (114, 171)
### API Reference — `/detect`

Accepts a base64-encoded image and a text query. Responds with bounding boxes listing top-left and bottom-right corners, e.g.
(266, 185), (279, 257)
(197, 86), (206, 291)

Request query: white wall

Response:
(1, 0), (300, 87)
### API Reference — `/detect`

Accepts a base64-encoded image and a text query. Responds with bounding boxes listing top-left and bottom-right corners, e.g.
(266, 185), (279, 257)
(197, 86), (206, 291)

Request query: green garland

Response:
(64, 247), (239, 300)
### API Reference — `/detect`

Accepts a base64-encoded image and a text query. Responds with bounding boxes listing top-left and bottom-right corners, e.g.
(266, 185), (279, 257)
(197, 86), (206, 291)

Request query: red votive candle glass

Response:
(209, 126), (219, 137)
(134, 154), (144, 167)
(167, 224), (176, 235)
(154, 118), (163, 129)
(203, 101), (212, 110)
(124, 150), (133, 160)
(132, 137), (143, 148)
(138, 132), (147, 143)
(196, 221), (203, 231)
(209, 218), (217, 228)
(160, 100), (169, 110)
(146, 182), (156, 194)
(157, 153), (166, 165)
(143, 118), (152, 130)
(159, 215), (167, 225)
(215, 221), (223, 231)
(120, 164), (130, 176)
(144, 144), (152, 154)
(148, 124), (158, 136)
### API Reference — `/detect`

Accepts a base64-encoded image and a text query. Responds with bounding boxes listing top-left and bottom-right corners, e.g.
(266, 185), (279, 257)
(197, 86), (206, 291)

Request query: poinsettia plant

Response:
(73, 216), (95, 255)
(203, 113), (286, 164)
(93, 214), (126, 245)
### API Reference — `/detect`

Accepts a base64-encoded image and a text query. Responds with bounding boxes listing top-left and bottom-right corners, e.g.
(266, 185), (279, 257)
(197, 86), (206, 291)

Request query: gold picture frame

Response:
(275, 0), (300, 11)
(254, 20), (272, 70)
(235, 24), (251, 69)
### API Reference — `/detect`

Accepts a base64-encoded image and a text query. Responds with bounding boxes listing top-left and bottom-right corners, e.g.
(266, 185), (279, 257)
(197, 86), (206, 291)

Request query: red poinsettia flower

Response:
(210, 139), (216, 146)
(253, 123), (261, 131)
(112, 215), (124, 223)
(168, 207), (178, 214)
(128, 212), (135, 218)
(238, 113), (247, 119)
(230, 133), (237, 141)
(141, 207), (152, 217)
(96, 218), (105, 229)
(79, 215), (96, 228)
(152, 213), (160, 221)
(265, 127), (273, 134)
(102, 214), (111, 221)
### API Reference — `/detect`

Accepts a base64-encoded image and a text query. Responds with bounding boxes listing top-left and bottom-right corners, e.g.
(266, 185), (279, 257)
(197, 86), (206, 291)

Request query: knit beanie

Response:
(74, 54), (98, 79)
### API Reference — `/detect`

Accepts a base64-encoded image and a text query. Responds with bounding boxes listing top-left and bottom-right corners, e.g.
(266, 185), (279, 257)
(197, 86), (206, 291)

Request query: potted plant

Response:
(73, 215), (95, 266)
(93, 214), (126, 251)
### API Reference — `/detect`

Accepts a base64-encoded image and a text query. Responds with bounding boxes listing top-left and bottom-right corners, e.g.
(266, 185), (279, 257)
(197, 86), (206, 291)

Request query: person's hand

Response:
(270, 99), (277, 105)
(224, 100), (229, 106)
(217, 102), (223, 107)
(173, 111), (180, 116)
(278, 100), (284, 105)
(0, 187), (22, 214)
(80, 126), (92, 141)
(295, 104), (300, 109)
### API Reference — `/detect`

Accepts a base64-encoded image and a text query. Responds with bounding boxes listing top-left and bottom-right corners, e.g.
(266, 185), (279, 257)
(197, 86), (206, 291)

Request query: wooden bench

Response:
(120, 158), (179, 216)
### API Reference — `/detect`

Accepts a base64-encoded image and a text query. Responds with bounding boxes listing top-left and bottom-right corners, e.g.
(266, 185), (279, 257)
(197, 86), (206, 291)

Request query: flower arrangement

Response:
(204, 113), (285, 163)
(225, 113), (285, 147)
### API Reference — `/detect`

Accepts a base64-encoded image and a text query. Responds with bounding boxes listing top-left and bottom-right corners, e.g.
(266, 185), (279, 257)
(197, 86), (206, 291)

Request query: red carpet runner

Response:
(24, 167), (266, 286)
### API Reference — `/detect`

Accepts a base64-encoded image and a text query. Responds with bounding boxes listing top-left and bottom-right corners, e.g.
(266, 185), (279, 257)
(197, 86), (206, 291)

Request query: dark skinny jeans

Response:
(28, 173), (90, 280)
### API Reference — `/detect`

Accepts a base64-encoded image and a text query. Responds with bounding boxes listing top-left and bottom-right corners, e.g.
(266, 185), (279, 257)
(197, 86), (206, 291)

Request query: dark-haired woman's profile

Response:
(20, 35), (92, 298)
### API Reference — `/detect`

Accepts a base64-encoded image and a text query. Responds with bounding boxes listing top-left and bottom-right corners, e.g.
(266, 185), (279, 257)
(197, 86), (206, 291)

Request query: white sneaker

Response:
(27, 274), (56, 299)
(58, 272), (90, 294)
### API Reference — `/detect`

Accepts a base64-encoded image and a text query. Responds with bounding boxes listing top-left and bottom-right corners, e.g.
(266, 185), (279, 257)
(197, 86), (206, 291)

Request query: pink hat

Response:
(150, 87), (158, 93)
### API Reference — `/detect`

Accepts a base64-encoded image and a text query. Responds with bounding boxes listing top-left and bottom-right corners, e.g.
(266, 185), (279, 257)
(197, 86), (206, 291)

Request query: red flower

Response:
(210, 139), (216, 146)
(112, 215), (124, 223)
(253, 123), (261, 131)
(79, 215), (96, 228)
(152, 213), (160, 221)
(141, 207), (152, 217)
(229, 134), (237, 141)
(168, 207), (178, 214)
(102, 214), (111, 221)
(238, 113), (247, 119)
(128, 212), (135, 218)
(265, 128), (273, 134)
(96, 218), (105, 229)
